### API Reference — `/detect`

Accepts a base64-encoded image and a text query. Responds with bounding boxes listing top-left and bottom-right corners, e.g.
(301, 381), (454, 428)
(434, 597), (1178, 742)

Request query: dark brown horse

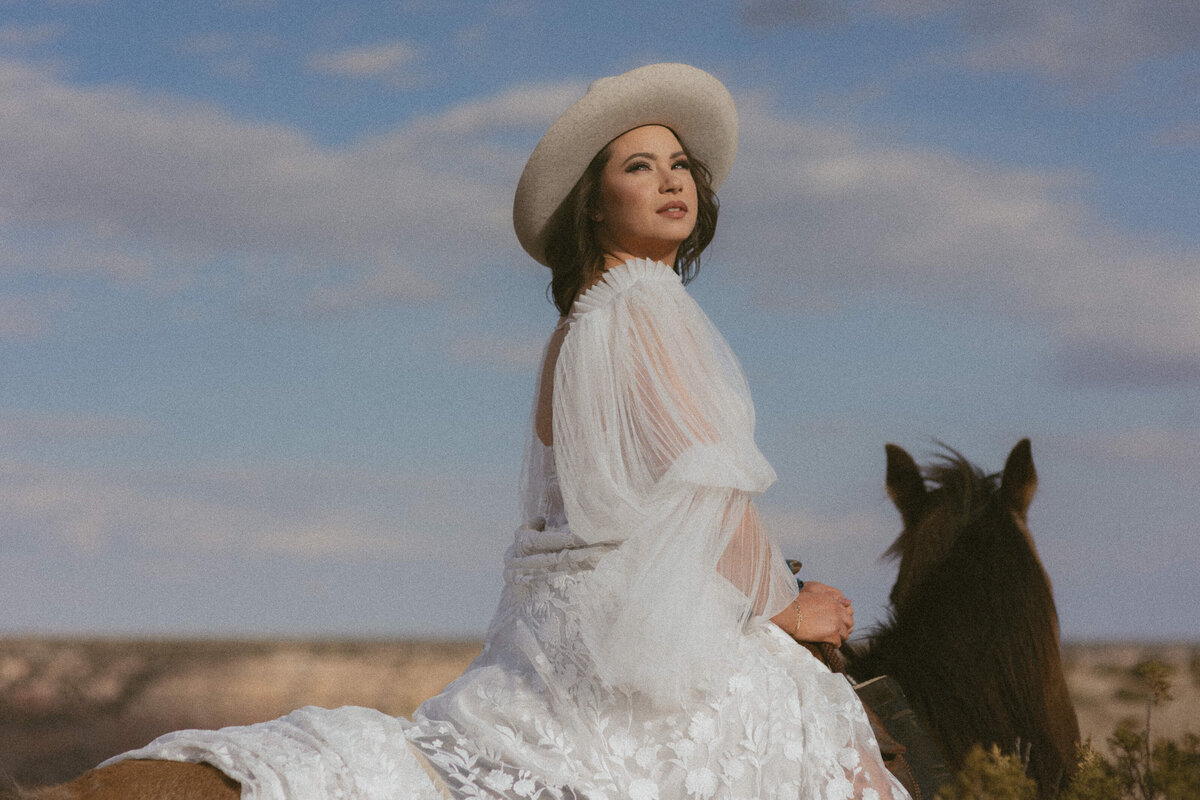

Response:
(845, 439), (1080, 797)
(1, 760), (238, 800)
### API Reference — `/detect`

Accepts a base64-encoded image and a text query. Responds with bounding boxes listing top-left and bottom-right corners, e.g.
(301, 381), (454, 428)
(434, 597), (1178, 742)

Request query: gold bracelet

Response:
(793, 605), (804, 639)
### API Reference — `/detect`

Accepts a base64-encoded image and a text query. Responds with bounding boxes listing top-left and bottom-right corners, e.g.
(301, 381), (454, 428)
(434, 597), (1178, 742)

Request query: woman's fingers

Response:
(836, 604), (854, 644)
(802, 581), (851, 609)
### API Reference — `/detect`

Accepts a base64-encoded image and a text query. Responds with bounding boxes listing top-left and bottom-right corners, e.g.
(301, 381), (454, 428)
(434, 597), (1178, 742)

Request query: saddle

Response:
(786, 561), (953, 800)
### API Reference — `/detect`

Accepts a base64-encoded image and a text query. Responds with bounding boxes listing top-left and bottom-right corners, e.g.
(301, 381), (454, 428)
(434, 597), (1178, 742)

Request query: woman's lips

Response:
(657, 201), (689, 219)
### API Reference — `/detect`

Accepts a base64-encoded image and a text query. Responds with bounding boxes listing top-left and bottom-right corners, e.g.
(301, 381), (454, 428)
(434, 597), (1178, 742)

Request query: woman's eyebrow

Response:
(620, 150), (687, 165)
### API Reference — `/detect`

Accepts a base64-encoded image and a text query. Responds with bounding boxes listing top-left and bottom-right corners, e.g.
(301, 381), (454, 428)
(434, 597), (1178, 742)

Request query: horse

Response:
(844, 439), (1080, 798)
(1, 760), (238, 800)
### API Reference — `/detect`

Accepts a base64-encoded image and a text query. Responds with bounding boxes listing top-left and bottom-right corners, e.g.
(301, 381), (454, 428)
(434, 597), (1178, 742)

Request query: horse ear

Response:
(1000, 438), (1038, 516)
(886, 443), (927, 526)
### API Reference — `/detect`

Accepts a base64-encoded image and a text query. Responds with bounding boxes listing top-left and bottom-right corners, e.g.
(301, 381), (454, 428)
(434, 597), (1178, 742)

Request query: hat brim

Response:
(513, 63), (738, 267)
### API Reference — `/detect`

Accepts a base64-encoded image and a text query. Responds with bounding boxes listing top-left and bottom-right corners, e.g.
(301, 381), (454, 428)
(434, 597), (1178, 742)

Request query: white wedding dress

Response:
(109, 259), (909, 800)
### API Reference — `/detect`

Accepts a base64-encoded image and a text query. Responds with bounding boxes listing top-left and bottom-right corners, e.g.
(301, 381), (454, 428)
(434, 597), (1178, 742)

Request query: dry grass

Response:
(0, 638), (480, 787)
(2, 638), (1196, 789)
(1063, 642), (1200, 748)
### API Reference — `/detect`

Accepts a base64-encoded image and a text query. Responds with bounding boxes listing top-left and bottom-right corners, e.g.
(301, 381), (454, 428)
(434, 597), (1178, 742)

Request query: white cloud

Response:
(446, 333), (545, 371)
(181, 33), (245, 56)
(0, 22), (66, 47)
(0, 408), (153, 439)
(1153, 121), (1200, 149)
(0, 456), (503, 565)
(721, 100), (1200, 381)
(740, 0), (850, 27)
(307, 39), (423, 86)
(1068, 427), (1200, 475)
(454, 25), (486, 47)
(952, 0), (1200, 87)
(489, 0), (535, 17)
(404, 82), (583, 136)
(0, 59), (574, 308)
(253, 524), (414, 558)
(758, 505), (895, 552)
(3, 58), (1195, 382)
(741, 0), (1200, 92)
(301, 267), (443, 315)
(0, 411), (505, 563)
(180, 32), (278, 80)
(0, 292), (71, 338)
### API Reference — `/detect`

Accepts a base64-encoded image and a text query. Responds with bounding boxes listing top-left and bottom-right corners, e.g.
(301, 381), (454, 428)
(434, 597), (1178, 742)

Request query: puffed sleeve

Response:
(553, 259), (799, 707)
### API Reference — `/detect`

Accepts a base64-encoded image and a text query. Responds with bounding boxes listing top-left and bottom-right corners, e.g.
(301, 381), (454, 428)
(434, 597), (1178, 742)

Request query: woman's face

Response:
(594, 125), (698, 265)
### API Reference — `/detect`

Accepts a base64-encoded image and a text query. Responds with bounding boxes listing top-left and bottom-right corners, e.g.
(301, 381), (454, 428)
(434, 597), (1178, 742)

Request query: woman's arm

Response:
(715, 500), (797, 616)
(716, 500), (853, 645)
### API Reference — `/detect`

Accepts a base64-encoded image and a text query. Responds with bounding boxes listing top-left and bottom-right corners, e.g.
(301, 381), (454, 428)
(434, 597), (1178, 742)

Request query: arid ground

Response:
(2, 638), (1196, 789)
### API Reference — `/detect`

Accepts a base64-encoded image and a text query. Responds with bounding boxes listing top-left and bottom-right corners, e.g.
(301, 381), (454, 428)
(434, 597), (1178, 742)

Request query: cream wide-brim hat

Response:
(512, 62), (738, 267)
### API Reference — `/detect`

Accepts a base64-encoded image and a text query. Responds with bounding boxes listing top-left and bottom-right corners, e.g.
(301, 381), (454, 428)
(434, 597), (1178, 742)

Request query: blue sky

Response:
(1, 0), (1197, 641)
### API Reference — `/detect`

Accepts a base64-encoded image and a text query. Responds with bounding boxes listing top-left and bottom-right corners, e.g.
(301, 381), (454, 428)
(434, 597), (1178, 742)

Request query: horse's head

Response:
(871, 439), (1078, 795)
(883, 438), (1039, 612)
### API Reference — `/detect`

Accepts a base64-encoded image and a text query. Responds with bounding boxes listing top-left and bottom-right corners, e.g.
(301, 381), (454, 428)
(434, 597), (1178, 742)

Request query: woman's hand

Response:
(771, 581), (854, 646)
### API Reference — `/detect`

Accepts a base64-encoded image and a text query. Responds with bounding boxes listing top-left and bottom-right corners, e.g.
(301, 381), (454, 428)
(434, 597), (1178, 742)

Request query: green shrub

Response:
(942, 658), (1200, 799)
(935, 744), (1037, 799)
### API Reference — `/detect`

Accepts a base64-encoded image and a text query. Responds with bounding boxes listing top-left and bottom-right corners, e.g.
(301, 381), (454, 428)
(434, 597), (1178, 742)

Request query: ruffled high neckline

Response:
(570, 259), (680, 319)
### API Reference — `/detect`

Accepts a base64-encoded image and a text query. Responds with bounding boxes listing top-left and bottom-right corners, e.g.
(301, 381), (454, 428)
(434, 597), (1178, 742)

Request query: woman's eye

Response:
(625, 162), (650, 172)
(673, 160), (691, 170)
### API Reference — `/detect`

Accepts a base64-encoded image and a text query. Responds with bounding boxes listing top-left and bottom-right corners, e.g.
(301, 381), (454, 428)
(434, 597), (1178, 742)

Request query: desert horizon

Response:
(2, 636), (1197, 789)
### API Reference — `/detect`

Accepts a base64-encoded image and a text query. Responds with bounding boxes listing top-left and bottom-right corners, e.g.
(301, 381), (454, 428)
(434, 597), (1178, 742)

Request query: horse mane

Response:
(883, 445), (996, 564)
(925, 447), (996, 515)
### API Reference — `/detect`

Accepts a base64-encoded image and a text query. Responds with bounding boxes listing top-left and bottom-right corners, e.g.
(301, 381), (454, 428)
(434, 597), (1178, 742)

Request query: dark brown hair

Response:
(544, 134), (719, 316)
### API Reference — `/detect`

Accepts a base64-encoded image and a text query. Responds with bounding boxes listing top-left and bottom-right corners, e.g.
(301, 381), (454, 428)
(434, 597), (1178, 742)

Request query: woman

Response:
(60, 63), (908, 800)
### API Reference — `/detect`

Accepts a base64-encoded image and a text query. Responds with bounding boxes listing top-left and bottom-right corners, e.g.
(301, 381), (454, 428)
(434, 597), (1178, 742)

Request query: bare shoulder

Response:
(5, 761), (240, 800)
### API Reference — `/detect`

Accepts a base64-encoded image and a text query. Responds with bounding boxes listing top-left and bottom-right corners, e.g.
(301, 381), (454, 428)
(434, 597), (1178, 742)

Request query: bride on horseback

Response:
(37, 63), (907, 800)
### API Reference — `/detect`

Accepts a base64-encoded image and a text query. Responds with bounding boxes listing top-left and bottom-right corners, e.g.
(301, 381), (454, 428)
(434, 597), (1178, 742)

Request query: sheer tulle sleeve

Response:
(552, 259), (799, 707)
